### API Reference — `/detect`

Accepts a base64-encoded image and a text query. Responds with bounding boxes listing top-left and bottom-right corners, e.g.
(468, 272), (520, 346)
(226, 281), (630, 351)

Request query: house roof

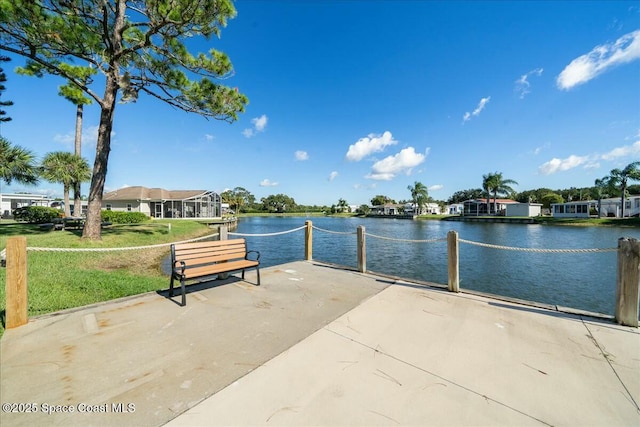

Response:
(466, 198), (518, 204)
(102, 186), (207, 201)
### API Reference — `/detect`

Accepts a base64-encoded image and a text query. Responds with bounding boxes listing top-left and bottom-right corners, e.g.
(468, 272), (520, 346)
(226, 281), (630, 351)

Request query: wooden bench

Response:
(170, 239), (260, 306)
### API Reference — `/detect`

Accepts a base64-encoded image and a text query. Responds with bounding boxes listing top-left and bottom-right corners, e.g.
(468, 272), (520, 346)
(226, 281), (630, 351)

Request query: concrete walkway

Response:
(1, 261), (639, 426)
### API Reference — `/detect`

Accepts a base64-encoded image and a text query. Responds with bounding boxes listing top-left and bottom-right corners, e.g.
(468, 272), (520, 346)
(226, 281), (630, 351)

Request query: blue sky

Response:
(1, 1), (639, 207)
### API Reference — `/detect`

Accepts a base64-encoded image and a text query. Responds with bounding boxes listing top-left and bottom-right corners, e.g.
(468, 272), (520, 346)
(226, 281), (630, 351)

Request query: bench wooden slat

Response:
(169, 238), (260, 306)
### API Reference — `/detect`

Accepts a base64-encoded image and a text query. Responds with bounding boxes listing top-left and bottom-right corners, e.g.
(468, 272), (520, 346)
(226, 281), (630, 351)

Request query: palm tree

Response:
(407, 181), (429, 215)
(608, 161), (640, 218)
(40, 152), (91, 217)
(337, 198), (349, 213)
(0, 136), (39, 186)
(482, 173), (496, 214)
(592, 176), (612, 218)
(484, 172), (518, 215)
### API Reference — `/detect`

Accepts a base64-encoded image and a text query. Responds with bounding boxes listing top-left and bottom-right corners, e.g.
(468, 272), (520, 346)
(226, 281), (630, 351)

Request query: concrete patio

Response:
(1, 261), (638, 426)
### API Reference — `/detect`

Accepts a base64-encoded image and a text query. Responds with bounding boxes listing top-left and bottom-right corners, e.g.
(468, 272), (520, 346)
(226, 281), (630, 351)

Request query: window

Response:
(127, 203), (132, 212)
(577, 204), (588, 214)
(554, 205), (564, 214)
(106, 204), (112, 211)
(568, 205), (576, 213)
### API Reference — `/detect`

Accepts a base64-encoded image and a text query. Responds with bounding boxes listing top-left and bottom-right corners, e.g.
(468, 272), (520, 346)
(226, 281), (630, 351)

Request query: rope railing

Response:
(3, 220), (639, 328)
(458, 238), (617, 253)
(229, 225), (307, 237)
(312, 225), (357, 235)
(26, 232), (220, 252)
(366, 232), (447, 244)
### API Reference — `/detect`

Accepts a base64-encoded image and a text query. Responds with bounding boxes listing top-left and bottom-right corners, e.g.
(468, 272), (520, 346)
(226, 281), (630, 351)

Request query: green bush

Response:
(100, 210), (148, 224)
(13, 206), (62, 223)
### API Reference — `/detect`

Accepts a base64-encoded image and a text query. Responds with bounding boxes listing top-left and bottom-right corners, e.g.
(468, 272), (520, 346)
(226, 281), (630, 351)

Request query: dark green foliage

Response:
(100, 210), (148, 224)
(13, 206), (61, 223)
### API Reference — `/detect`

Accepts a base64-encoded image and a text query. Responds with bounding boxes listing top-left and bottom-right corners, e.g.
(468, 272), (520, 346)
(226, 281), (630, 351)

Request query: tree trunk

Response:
(82, 83), (117, 240)
(63, 184), (71, 217)
(73, 103), (83, 216)
(82, 0), (124, 240)
(621, 183), (626, 218)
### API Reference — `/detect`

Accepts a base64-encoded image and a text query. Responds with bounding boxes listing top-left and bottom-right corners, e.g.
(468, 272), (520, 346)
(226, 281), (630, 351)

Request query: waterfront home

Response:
(552, 195), (640, 218)
(102, 186), (222, 219)
(463, 198), (518, 216)
(370, 203), (403, 215)
(445, 203), (464, 215)
(505, 202), (543, 217)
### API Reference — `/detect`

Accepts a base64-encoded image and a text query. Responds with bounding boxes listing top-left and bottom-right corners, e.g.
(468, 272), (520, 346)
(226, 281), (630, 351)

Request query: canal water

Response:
(233, 216), (640, 316)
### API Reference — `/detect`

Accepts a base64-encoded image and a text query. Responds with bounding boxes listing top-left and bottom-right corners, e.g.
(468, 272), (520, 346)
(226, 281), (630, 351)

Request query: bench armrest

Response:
(245, 250), (261, 262)
(173, 260), (186, 277)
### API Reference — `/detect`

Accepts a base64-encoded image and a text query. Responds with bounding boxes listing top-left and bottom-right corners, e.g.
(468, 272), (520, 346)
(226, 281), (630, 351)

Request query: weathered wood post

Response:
(218, 225), (229, 279)
(305, 220), (313, 261)
(357, 225), (366, 273)
(615, 237), (639, 327)
(447, 230), (460, 293)
(6, 236), (28, 328)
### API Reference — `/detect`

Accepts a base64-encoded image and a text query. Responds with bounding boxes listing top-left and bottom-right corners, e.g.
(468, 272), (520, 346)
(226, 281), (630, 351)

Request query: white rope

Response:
(27, 232), (220, 252)
(312, 225), (357, 235)
(229, 225), (307, 237)
(459, 238), (616, 253)
(366, 232), (447, 244)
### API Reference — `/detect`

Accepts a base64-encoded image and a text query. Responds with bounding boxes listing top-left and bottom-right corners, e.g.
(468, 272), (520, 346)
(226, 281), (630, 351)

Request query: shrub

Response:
(100, 210), (148, 224)
(12, 206), (62, 223)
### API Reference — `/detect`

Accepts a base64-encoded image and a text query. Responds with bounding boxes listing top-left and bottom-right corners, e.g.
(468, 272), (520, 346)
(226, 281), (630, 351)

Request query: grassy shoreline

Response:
(0, 220), (216, 337)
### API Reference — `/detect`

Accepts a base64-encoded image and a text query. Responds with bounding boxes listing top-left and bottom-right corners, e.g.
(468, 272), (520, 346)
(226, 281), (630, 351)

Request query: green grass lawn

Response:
(0, 220), (215, 337)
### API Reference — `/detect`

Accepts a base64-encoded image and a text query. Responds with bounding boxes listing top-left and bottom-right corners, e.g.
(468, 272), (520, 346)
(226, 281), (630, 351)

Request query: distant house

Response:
(445, 203), (464, 215)
(463, 198), (518, 216)
(0, 193), (55, 218)
(102, 186), (221, 219)
(370, 203), (403, 215)
(505, 202), (543, 217)
(552, 196), (640, 218)
(551, 201), (592, 218)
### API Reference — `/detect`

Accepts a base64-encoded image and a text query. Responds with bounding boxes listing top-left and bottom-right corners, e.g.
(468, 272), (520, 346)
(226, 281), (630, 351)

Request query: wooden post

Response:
(218, 225), (229, 279)
(615, 237), (639, 327)
(6, 236), (28, 328)
(357, 225), (366, 273)
(218, 225), (228, 241)
(305, 220), (312, 261)
(447, 231), (460, 293)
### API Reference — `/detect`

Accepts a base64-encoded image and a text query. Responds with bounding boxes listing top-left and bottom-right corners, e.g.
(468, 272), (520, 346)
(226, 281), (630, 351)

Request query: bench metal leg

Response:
(256, 266), (261, 286)
(181, 279), (186, 307)
(169, 275), (175, 297)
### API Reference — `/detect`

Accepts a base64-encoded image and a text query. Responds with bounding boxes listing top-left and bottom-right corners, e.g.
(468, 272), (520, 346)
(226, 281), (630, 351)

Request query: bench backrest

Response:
(172, 239), (248, 267)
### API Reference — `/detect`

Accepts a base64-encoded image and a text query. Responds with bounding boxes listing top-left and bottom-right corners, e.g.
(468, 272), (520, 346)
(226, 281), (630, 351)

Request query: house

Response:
(505, 202), (543, 217)
(463, 198), (518, 216)
(551, 200), (592, 218)
(445, 203), (464, 215)
(102, 186), (222, 219)
(552, 196), (640, 218)
(0, 193), (55, 218)
(370, 203), (403, 215)
(596, 196), (640, 218)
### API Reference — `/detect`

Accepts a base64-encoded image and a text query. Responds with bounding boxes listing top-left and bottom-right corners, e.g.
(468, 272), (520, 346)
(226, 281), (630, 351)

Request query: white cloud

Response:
(259, 179), (278, 187)
(243, 114), (268, 138)
(328, 171), (338, 181)
(515, 68), (544, 99)
(205, 134), (214, 141)
(538, 155), (590, 175)
(428, 184), (443, 192)
(346, 131), (398, 161)
(601, 140), (640, 160)
(295, 150), (309, 161)
(53, 124), (104, 149)
(366, 147), (427, 181)
(462, 97), (491, 123)
(557, 30), (640, 90)
(538, 139), (640, 175)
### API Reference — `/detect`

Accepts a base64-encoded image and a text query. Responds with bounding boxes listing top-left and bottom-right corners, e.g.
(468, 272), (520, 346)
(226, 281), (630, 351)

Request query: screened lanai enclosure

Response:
(151, 191), (221, 218)
(102, 187), (222, 219)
